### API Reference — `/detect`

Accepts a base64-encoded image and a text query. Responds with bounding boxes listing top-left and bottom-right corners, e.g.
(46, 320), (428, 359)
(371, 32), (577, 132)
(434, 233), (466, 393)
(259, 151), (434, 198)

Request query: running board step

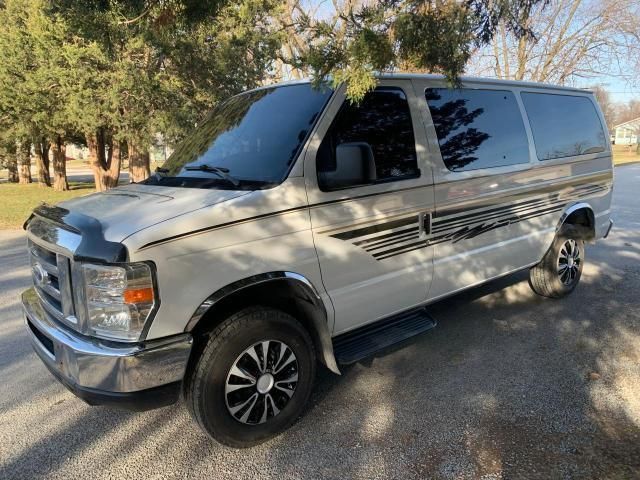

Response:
(332, 308), (437, 365)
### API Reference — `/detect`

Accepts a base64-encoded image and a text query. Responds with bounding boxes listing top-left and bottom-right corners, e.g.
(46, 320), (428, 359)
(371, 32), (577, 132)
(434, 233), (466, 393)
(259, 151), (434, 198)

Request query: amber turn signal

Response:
(123, 287), (154, 304)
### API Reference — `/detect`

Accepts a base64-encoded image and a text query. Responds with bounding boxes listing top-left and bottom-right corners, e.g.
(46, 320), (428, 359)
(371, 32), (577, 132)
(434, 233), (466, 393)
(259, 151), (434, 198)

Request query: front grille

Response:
(29, 239), (77, 325)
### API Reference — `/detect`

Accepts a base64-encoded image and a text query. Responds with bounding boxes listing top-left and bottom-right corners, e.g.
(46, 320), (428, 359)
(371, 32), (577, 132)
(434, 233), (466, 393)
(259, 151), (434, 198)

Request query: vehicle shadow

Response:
(263, 228), (640, 479)
(1, 232), (639, 477)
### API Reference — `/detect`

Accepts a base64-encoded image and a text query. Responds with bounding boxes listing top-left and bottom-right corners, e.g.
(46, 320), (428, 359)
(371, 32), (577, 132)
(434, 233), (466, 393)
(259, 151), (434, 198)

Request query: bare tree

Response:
(469, 0), (640, 85)
(274, 0), (363, 82)
(591, 85), (616, 131)
(616, 99), (640, 125)
(275, 0), (309, 81)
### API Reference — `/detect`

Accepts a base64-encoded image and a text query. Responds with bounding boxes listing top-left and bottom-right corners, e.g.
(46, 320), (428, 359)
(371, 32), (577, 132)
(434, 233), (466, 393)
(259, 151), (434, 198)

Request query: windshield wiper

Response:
(184, 164), (240, 187)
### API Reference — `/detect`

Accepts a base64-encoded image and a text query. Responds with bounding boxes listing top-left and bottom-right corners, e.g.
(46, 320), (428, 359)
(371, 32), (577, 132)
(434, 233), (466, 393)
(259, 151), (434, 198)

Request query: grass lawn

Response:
(612, 144), (640, 166)
(65, 158), (91, 169)
(0, 181), (95, 229)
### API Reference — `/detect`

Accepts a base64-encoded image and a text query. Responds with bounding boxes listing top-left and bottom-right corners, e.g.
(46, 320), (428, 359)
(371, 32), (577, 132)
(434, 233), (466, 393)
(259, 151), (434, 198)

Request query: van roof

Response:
(378, 73), (592, 93)
(254, 74), (591, 94)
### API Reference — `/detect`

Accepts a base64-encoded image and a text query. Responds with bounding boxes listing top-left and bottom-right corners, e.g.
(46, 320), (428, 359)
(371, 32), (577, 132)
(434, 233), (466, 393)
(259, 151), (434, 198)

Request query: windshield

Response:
(149, 83), (332, 189)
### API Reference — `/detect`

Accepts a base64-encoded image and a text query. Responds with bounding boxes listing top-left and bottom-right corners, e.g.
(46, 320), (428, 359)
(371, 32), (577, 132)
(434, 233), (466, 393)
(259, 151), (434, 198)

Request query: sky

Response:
(303, 0), (639, 104)
(579, 75), (639, 103)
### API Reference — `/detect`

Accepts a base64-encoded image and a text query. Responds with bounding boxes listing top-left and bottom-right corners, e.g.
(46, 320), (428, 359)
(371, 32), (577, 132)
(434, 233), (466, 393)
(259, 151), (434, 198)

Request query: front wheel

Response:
(185, 307), (316, 448)
(529, 233), (585, 298)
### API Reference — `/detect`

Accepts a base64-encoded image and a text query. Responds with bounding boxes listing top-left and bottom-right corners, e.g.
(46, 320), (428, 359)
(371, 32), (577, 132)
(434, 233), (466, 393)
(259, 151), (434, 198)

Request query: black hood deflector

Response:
(25, 204), (128, 263)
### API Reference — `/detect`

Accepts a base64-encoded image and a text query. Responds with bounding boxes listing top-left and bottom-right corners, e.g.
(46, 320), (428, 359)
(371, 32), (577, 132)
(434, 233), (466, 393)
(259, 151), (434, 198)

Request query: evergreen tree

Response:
(0, 0), (90, 190)
(285, 0), (549, 101)
(53, 0), (282, 188)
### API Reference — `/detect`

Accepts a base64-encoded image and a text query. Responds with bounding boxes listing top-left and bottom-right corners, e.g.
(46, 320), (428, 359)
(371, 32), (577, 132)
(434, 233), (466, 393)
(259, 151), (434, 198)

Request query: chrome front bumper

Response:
(22, 287), (193, 410)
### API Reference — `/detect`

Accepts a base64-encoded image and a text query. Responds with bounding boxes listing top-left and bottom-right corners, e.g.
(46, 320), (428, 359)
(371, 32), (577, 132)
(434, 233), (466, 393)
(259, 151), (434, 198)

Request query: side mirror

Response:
(319, 142), (377, 190)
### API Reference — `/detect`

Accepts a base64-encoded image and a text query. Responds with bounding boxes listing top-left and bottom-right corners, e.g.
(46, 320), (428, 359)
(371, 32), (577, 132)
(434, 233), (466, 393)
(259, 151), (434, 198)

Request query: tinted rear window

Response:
(425, 88), (529, 172)
(520, 93), (606, 160)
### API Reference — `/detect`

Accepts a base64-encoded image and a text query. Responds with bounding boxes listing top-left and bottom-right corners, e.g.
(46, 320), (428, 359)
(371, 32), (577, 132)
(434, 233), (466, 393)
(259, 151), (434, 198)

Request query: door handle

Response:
(418, 212), (432, 239)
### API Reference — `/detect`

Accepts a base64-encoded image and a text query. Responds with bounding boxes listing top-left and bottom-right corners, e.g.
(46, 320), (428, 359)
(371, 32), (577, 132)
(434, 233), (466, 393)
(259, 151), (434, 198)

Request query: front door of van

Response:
(304, 80), (435, 335)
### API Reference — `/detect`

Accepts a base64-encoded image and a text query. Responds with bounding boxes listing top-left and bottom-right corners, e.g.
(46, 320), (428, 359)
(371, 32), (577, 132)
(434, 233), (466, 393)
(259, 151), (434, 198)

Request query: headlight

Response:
(82, 262), (157, 341)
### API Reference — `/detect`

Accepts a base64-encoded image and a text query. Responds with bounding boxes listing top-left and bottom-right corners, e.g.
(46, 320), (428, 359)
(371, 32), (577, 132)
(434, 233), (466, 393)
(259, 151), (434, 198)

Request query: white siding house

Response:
(614, 118), (639, 145)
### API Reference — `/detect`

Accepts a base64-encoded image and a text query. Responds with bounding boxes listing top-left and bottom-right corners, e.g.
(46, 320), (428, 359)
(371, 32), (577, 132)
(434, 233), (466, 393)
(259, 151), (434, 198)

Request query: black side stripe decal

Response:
(377, 197), (580, 260)
(137, 173), (611, 251)
(332, 216), (417, 241)
(137, 206), (307, 250)
(331, 182), (609, 261)
(366, 233), (420, 251)
(138, 183), (437, 250)
(434, 194), (549, 225)
(353, 225), (418, 246)
(432, 187), (604, 234)
(433, 172), (611, 218)
(433, 184), (604, 228)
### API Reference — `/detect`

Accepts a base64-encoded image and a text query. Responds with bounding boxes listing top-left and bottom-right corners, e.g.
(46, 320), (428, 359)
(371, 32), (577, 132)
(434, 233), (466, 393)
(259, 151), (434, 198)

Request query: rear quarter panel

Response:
(412, 78), (613, 300)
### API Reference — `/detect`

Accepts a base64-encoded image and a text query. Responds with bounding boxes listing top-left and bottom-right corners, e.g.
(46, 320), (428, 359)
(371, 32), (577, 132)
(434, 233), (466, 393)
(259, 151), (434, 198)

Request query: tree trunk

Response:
(35, 138), (51, 187)
(7, 161), (18, 182)
(108, 141), (122, 188)
(128, 140), (150, 183)
(52, 136), (69, 191)
(87, 134), (101, 190)
(3, 145), (18, 183)
(17, 141), (32, 184)
(88, 129), (121, 192)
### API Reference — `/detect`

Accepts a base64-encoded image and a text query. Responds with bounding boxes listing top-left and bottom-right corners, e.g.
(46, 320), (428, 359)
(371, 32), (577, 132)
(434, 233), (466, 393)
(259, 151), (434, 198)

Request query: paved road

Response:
(0, 168), (129, 184)
(65, 168), (130, 184)
(1, 166), (639, 479)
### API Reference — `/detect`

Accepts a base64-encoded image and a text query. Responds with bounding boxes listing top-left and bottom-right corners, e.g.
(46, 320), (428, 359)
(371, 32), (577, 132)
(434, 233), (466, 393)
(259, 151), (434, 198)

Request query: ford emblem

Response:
(32, 263), (49, 287)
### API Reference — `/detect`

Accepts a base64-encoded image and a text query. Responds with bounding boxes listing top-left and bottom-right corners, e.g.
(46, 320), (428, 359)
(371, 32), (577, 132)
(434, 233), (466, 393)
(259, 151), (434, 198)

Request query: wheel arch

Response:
(556, 202), (596, 241)
(185, 272), (340, 375)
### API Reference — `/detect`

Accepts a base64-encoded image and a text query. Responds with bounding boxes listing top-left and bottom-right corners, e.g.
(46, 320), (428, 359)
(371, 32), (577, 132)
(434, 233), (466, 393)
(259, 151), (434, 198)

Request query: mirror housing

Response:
(318, 142), (377, 190)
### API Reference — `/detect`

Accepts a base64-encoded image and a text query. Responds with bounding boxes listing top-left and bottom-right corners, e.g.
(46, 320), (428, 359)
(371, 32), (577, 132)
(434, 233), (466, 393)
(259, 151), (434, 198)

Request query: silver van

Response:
(22, 74), (613, 447)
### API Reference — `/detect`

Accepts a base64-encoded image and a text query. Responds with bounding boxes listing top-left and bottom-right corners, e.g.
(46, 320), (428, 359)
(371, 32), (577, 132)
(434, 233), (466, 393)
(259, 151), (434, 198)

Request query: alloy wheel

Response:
(557, 239), (581, 286)
(224, 340), (299, 425)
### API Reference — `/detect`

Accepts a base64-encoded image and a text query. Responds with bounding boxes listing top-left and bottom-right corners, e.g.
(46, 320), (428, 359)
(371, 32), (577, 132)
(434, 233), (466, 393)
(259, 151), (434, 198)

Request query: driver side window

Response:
(317, 87), (419, 191)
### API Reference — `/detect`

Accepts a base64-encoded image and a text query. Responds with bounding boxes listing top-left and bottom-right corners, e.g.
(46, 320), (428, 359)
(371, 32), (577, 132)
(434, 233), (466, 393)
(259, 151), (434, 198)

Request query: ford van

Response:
(22, 74), (613, 447)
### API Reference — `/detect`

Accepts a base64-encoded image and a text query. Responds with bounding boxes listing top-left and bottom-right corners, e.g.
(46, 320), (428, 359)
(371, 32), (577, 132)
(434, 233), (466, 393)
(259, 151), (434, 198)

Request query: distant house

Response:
(613, 118), (639, 145)
(65, 143), (89, 161)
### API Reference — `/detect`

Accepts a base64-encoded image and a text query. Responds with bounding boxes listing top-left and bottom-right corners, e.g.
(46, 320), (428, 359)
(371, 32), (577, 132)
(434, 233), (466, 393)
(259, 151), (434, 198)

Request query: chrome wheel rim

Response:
(558, 239), (581, 286)
(225, 340), (298, 425)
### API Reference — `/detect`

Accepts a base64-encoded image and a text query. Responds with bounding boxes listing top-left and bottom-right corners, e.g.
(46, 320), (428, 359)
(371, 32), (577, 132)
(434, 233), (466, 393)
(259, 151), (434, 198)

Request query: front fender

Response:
(185, 271), (340, 375)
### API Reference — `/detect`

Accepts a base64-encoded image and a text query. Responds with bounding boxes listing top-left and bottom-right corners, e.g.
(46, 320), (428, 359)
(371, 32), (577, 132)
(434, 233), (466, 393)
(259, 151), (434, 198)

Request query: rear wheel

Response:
(529, 232), (584, 298)
(185, 307), (316, 448)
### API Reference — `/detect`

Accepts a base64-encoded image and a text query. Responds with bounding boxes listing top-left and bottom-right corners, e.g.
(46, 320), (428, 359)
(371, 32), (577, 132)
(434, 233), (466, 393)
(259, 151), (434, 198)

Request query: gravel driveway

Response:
(1, 165), (639, 479)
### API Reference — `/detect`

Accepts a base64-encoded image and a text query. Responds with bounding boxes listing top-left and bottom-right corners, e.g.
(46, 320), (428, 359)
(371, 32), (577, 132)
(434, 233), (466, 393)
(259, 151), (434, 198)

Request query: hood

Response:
(57, 183), (251, 242)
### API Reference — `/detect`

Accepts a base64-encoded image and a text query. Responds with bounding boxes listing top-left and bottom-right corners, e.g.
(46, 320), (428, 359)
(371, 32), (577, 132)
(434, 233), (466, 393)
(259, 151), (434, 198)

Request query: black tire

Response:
(185, 306), (316, 448)
(529, 231), (585, 298)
